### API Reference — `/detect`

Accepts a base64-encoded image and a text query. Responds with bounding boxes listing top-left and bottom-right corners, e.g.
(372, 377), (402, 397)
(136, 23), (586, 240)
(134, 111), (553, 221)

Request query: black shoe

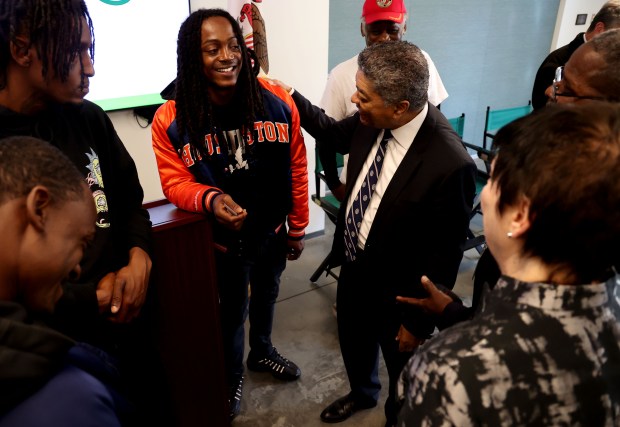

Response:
(320, 393), (377, 423)
(228, 376), (243, 421)
(247, 347), (301, 381)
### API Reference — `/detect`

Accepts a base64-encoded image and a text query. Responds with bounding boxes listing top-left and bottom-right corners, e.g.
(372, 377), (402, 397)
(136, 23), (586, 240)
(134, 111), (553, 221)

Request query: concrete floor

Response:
(232, 218), (482, 427)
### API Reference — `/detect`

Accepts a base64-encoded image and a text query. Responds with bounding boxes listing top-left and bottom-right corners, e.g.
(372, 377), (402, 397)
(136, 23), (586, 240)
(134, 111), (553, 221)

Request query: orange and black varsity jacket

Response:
(151, 78), (308, 252)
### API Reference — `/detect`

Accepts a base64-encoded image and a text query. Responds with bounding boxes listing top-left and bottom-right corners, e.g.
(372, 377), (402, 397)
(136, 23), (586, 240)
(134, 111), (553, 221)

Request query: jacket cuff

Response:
(436, 301), (471, 330)
(202, 188), (222, 213)
(287, 228), (305, 241)
(401, 306), (435, 340)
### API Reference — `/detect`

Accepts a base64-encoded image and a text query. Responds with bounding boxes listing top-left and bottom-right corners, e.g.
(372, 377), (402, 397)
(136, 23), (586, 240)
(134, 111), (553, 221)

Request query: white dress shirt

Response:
(346, 103), (429, 249)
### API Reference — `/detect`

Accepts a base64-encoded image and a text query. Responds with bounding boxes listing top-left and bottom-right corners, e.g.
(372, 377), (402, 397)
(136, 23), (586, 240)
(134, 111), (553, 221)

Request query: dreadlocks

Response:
(0, 0), (94, 90)
(174, 8), (264, 156)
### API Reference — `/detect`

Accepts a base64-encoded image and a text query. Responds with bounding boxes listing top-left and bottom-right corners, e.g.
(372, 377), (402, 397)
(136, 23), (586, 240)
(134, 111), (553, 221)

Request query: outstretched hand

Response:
(396, 275), (454, 315)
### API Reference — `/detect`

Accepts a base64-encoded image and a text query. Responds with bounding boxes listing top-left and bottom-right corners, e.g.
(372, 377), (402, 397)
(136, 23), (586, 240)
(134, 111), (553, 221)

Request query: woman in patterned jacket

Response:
(398, 102), (620, 426)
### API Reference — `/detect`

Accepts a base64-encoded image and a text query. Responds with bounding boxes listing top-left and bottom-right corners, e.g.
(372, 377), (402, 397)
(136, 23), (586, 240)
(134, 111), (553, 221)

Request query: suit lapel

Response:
(378, 105), (436, 211)
(343, 104), (439, 233)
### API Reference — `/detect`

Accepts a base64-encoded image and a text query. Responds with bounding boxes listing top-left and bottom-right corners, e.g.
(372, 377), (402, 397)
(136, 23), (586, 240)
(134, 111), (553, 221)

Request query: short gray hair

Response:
(589, 28), (620, 100)
(357, 40), (429, 111)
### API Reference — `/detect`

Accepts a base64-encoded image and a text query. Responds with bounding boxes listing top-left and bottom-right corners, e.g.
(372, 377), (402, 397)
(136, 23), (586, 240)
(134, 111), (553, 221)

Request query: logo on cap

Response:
(376, 0), (393, 7)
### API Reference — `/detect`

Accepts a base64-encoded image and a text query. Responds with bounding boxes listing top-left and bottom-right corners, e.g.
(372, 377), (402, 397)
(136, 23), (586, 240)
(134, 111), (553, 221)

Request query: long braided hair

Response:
(175, 8), (264, 157)
(0, 0), (94, 90)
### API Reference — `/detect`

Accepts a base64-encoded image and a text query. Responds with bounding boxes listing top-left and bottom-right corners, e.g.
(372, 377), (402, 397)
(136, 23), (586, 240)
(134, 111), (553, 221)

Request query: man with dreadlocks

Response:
(151, 8), (309, 421)
(0, 0), (156, 424)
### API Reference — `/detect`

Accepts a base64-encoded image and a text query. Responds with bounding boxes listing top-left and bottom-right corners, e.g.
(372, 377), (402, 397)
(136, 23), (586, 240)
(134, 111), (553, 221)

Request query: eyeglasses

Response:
(552, 66), (607, 102)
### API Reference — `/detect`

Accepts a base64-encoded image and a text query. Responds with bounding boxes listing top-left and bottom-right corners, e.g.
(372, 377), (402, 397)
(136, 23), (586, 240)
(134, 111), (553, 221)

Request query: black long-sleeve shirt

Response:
(0, 101), (152, 340)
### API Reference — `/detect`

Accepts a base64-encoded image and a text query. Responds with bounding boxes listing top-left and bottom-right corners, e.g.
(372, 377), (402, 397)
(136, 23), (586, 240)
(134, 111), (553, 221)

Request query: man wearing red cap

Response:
(318, 0), (448, 202)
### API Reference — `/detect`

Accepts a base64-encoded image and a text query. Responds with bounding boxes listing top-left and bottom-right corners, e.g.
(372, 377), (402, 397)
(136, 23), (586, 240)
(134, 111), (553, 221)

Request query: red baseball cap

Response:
(362, 0), (407, 25)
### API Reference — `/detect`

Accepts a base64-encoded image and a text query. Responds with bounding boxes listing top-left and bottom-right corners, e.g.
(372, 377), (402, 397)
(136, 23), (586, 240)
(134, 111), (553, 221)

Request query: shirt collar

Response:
(485, 275), (613, 311)
(388, 103), (428, 151)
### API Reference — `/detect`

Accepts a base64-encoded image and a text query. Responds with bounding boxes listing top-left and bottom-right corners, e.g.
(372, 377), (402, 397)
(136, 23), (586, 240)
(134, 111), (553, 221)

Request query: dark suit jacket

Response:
(292, 90), (476, 336)
(531, 33), (585, 110)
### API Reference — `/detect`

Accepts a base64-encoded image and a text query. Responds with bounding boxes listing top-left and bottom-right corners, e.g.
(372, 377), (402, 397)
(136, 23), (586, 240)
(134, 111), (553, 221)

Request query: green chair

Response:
(448, 113), (489, 254)
(483, 102), (532, 149)
(447, 113), (465, 138)
(310, 149), (344, 283)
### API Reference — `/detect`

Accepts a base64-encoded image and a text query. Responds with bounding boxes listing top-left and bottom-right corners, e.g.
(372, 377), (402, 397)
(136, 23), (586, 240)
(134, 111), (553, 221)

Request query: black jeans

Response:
(215, 228), (287, 384)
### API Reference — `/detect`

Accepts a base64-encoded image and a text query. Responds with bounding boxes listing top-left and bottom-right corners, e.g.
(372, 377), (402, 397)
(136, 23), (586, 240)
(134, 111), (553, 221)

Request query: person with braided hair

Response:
(0, 0), (158, 424)
(151, 8), (309, 421)
(0, 0), (152, 339)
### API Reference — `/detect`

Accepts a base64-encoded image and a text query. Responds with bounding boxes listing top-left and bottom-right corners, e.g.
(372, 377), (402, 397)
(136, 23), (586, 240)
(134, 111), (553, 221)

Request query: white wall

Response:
(551, 0), (607, 50)
(109, 0), (329, 234)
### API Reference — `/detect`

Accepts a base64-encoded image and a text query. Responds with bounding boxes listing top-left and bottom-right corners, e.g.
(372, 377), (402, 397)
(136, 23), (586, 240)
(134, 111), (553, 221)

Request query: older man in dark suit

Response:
(273, 40), (476, 426)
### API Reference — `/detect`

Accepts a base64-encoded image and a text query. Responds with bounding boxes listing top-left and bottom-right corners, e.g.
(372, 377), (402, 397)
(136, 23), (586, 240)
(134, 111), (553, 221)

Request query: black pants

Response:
(337, 253), (413, 425)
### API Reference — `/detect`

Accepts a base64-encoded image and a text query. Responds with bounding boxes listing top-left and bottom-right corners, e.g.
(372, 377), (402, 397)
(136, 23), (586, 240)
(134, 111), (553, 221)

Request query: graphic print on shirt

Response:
(85, 147), (110, 228)
(223, 128), (251, 173)
(232, 141), (249, 171)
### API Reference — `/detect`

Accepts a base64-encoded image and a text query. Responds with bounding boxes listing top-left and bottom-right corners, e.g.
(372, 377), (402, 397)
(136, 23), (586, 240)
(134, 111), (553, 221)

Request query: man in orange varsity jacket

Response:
(151, 9), (308, 421)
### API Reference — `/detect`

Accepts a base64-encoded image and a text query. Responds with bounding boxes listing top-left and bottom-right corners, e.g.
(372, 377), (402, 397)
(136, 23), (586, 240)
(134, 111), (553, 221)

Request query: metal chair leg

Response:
(310, 253), (332, 283)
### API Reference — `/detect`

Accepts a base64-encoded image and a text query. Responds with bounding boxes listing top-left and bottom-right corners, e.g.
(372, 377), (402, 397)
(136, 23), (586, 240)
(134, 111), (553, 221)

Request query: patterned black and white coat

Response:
(397, 275), (620, 426)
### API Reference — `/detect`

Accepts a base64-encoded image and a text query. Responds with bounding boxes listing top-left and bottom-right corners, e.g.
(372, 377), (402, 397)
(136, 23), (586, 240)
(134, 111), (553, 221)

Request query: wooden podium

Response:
(146, 200), (229, 427)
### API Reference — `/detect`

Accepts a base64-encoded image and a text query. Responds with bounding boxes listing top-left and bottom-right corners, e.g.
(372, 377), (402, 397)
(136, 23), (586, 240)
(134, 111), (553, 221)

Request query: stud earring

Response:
(507, 231), (513, 238)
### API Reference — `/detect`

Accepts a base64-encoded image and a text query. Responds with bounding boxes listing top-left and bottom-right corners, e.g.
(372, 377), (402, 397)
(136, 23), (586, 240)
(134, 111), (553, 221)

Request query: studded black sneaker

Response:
(228, 376), (243, 421)
(247, 347), (301, 381)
